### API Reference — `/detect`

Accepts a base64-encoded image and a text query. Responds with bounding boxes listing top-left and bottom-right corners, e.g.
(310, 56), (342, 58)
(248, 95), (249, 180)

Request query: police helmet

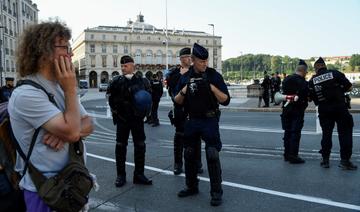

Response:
(133, 90), (152, 113)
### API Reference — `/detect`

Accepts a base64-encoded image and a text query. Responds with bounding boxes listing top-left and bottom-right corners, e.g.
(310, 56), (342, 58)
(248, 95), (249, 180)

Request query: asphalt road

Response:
(82, 98), (360, 212)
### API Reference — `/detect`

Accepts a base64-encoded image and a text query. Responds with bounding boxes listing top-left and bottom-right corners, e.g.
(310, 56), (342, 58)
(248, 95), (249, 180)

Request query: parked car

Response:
(99, 83), (109, 92)
(79, 80), (88, 89)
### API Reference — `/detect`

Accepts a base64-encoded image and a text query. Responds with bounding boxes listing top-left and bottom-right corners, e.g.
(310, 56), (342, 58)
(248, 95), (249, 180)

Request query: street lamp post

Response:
(253, 61), (256, 80)
(208, 24), (215, 68)
(165, 0), (169, 71)
(240, 51), (243, 82)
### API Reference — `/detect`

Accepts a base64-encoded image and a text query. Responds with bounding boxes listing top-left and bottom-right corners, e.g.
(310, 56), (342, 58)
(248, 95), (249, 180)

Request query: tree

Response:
(271, 56), (282, 72)
(349, 54), (360, 67)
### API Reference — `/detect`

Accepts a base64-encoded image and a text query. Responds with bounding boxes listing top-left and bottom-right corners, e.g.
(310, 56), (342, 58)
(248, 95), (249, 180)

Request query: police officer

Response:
(261, 71), (271, 107)
(107, 55), (153, 187)
(166, 47), (203, 175)
(271, 72), (281, 105)
(281, 60), (309, 164)
(174, 43), (230, 206)
(309, 57), (357, 170)
(150, 73), (163, 127)
(0, 77), (15, 103)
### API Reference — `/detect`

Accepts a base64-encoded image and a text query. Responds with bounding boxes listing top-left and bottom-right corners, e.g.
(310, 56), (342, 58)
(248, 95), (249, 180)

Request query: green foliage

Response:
(350, 54), (360, 67)
(223, 54), (313, 80)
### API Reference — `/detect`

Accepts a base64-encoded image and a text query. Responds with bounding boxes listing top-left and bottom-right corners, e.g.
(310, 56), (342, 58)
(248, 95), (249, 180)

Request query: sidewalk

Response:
(80, 89), (360, 113)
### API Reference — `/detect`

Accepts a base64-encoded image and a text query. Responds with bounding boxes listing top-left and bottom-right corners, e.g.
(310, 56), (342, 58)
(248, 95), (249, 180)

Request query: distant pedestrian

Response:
(0, 77), (15, 103)
(261, 71), (271, 107)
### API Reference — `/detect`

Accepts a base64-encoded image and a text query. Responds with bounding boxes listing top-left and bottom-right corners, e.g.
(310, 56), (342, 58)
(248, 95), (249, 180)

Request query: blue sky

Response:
(34, 0), (360, 60)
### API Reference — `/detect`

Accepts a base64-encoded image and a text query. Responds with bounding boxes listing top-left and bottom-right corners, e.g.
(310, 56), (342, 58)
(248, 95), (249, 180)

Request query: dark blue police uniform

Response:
(309, 57), (357, 170)
(175, 43), (230, 206)
(107, 55), (154, 187)
(281, 66), (309, 163)
(166, 60), (202, 175)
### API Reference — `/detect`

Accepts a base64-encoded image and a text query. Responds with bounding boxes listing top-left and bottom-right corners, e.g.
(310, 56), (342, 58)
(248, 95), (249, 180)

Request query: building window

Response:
(156, 50), (162, 64)
(206, 40), (208, 45)
(124, 36), (127, 40)
(113, 45), (118, 54)
(214, 48), (218, 56)
(5, 60), (9, 72)
(137, 36), (140, 40)
(214, 58), (218, 69)
(101, 44), (106, 53)
(176, 51), (180, 64)
(147, 36), (151, 41)
(135, 50), (142, 64)
(146, 50), (153, 64)
(197, 39), (200, 44)
(113, 35), (117, 40)
(214, 40), (217, 45)
(113, 55), (118, 67)
(13, 20), (16, 35)
(102, 34), (106, 40)
(90, 44), (95, 53)
(124, 46), (128, 54)
(102, 55), (107, 67)
(90, 55), (96, 67)
(167, 50), (172, 65)
(11, 60), (14, 72)
(188, 39), (191, 44)
(90, 34), (94, 39)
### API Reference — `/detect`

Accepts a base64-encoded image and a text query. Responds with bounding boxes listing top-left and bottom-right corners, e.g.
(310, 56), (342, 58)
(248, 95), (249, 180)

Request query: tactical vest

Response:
(108, 75), (150, 120)
(310, 69), (345, 106)
(184, 69), (219, 118)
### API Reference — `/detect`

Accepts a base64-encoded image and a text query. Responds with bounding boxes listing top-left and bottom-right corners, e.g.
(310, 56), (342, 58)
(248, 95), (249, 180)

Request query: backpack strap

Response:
(11, 80), (58, 177)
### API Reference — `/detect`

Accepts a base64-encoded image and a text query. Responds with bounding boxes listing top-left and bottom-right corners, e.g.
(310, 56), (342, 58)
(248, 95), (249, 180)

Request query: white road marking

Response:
(89, 112), (360, 137)
(87, 153), (360, 211)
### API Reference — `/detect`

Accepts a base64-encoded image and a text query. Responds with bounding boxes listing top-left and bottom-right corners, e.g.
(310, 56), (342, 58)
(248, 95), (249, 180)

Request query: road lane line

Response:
(87, 153), (360, 211)
(89, 113), (360, 137)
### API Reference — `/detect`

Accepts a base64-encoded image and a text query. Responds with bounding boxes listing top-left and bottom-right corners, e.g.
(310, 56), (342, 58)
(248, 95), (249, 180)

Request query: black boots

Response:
(320, 157), (330, 168)
(177, 187), (199, 197)
(133, 173), (152, 185)
(115, 175), (126, 187)
(288, 155), (305, 164)
(206, 147), (223, 207)
(339, 160), (357, 170)
(115, 173), (152, 186)
(173, 164), (183, 175)
(210, 190), (223, 207)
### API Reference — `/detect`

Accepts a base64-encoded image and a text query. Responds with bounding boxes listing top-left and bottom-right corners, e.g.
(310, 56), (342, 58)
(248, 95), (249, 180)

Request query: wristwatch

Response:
(180, 90), (186, 96)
